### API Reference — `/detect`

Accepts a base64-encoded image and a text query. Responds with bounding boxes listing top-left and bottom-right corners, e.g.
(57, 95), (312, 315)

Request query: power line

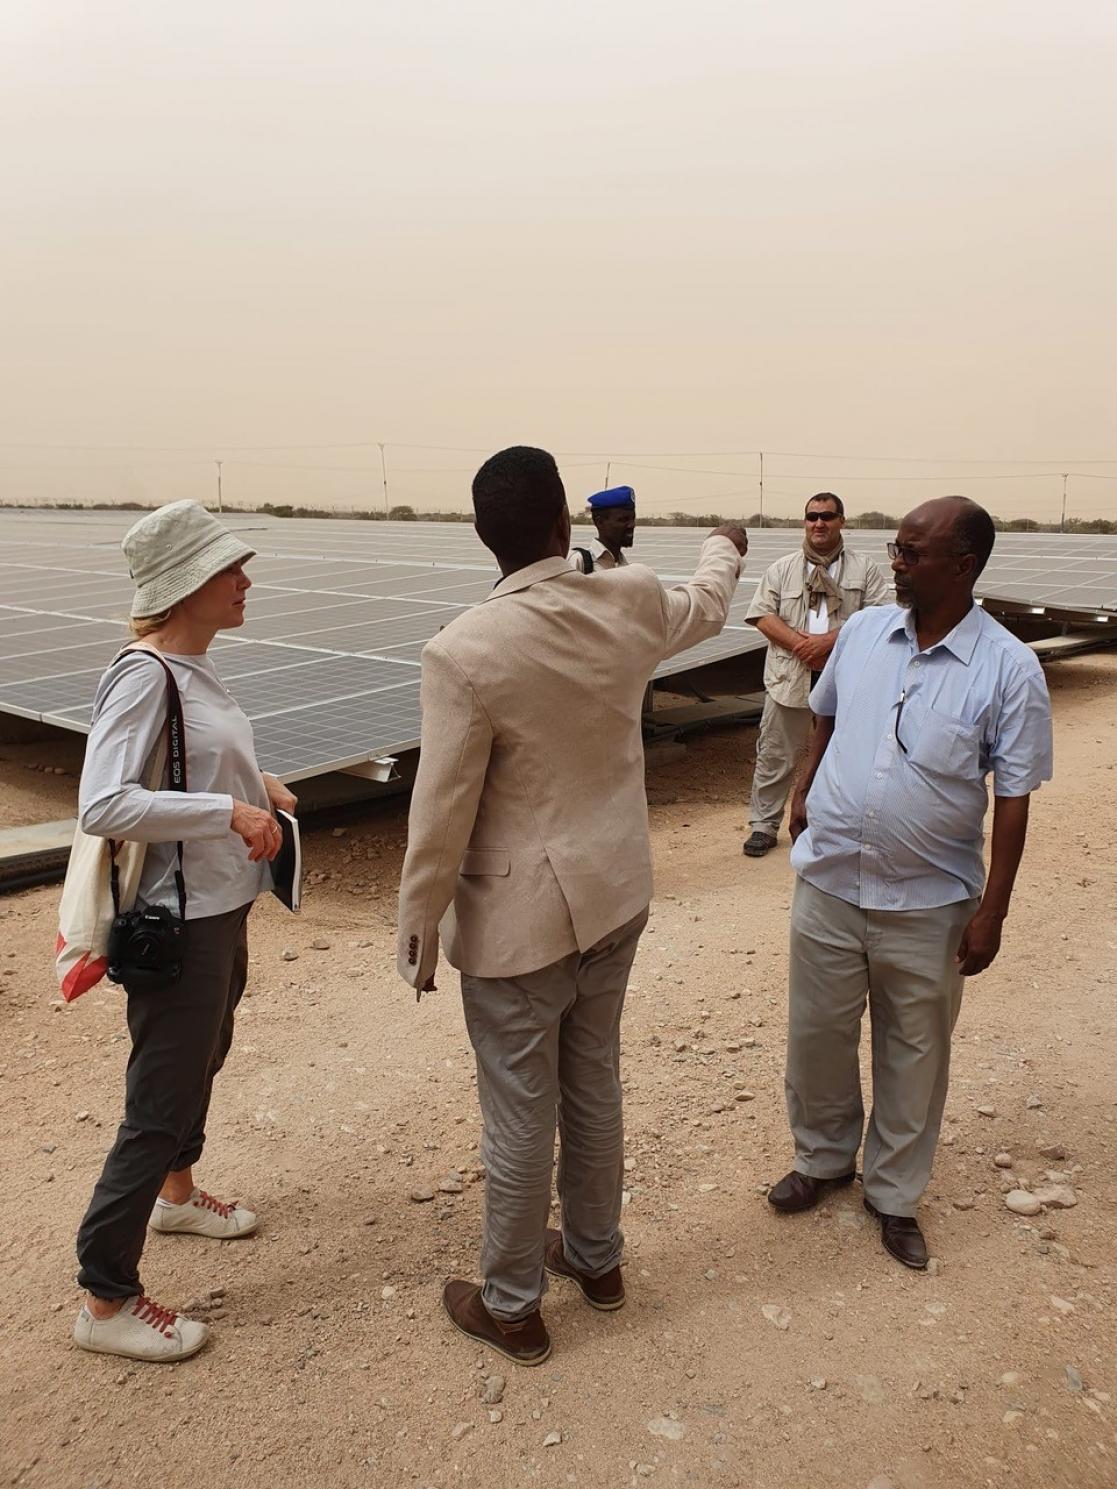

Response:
(0, 438), (1114, 464)
(607, 459), (1116, 482)
(754, 450), (1117, 465)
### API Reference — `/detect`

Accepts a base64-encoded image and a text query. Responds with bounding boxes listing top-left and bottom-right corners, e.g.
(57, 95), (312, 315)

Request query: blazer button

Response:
(408, 955), (417, 966)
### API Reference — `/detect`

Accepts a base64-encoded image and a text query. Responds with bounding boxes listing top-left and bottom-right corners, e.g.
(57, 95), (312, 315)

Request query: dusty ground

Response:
(1, 653), (1115, 1489)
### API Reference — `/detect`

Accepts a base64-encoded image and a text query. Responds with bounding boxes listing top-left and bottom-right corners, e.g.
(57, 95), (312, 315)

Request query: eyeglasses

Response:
(887, 541), (924, 564)
(805, 512), (840, 523)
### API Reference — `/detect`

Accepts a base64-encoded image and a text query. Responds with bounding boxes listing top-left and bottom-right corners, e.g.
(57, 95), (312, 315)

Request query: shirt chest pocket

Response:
(905, 699), (984, 780)
(460, 849), (511, 877)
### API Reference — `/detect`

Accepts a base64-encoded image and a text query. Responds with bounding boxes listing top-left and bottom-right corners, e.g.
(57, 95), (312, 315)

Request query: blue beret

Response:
(587, 485), (636, 511)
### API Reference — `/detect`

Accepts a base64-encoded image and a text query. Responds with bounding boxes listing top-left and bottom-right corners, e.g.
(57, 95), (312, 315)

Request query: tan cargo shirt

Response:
(745, 547), (891, 708)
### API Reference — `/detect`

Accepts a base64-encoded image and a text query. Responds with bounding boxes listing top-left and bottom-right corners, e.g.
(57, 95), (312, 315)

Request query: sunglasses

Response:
(804, 512), (840, 523)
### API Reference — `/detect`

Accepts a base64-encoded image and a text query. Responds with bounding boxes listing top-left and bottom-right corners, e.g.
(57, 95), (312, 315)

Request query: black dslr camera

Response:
(106, 905), (184, 992)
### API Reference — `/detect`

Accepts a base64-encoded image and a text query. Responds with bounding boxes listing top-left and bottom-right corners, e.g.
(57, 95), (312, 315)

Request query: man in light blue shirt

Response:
(767, 497), (1052, 1271)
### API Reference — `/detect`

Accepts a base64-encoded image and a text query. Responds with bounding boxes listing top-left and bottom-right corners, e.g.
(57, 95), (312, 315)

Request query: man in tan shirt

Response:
(743, 493), (890, 857)
(396, 445), (746, 1367)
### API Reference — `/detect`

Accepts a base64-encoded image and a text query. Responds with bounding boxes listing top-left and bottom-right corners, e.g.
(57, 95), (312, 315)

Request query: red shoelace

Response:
(193, 1190), (234, 1217)
(134, 1296), (178, 1337)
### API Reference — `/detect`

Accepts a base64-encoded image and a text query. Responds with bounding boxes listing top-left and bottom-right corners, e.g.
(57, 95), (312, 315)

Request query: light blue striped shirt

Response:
(789, 602), (1053, 910)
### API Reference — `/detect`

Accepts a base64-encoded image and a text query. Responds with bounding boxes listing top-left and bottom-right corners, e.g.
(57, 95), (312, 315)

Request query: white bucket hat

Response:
(123, 501), (257, 618)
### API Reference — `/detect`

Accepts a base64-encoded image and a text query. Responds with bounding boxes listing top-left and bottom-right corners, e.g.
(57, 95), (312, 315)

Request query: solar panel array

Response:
(1, 509), (1114, 781)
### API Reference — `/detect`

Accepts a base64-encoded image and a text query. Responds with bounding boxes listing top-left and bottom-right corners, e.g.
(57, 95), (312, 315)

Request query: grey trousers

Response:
(76, 902), (251, 1299)
(785, 878), (979, 1217)
(748, 695), (812, 839)
(459, 908), (649, 1322)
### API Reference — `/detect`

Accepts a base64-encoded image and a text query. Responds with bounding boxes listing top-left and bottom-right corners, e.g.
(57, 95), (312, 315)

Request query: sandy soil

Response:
(0, 732), (86, 828)
(1, 653), (1115, 1489)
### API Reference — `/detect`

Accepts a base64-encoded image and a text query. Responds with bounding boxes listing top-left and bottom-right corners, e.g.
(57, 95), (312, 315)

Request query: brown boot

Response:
(441, 1280), (552, 1367)
(544, 1229), (625, 1311)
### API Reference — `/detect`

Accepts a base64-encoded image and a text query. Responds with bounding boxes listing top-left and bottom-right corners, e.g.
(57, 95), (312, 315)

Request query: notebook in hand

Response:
(270, 809), (302, 912)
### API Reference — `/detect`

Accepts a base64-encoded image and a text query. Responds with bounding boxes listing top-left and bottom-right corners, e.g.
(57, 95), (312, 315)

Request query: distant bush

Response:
(6, 498), (1110, 534)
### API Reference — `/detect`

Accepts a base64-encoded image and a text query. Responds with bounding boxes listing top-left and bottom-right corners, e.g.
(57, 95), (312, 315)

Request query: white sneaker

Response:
(73, 1295), (210, 1362)
(149, 1187), (259, 1239)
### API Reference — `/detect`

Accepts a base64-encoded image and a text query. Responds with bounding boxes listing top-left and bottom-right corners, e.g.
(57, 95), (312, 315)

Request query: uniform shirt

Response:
(790, 602), (1053, 910)
(746, 547), (891, 708)
(78, 650), (272, 918)
(569, 542), (628, 573)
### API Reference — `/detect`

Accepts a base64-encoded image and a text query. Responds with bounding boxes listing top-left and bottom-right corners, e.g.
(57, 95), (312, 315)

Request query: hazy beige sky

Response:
(1, 0), (1115, 521)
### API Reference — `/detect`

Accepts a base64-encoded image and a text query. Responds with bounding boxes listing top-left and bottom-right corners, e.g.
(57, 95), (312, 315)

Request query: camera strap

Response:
(109, 648), (189, 922)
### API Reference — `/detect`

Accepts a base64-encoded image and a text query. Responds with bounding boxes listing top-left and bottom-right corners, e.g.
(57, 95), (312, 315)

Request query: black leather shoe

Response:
(767, 1169), (856, 1213)
(863, 1199), (929, 1270)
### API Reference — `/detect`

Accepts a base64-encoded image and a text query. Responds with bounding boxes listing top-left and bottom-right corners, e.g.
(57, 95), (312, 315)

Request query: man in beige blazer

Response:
(396, 445), (747, 1367)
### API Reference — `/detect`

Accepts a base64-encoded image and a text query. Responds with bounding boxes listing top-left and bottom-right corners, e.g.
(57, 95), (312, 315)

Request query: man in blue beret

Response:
(570, 486), (637, 572)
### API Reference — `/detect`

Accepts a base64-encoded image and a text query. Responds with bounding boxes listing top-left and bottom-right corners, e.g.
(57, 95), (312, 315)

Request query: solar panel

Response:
(248, 684), (423, 779)
(0, 615), (97, 644)
(1, 509), (1115, 781)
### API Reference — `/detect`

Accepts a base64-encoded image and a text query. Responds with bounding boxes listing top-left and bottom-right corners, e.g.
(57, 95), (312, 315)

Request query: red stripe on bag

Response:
(57, 939), (109, 1002)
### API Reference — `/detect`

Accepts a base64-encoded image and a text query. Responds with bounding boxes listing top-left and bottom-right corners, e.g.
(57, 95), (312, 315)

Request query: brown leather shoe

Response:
(543, 1229), (625, 1311)
(767, 1169), (856, 1213)
(441, 1280), (552, 1366)
(863, 1199), (929, 1270)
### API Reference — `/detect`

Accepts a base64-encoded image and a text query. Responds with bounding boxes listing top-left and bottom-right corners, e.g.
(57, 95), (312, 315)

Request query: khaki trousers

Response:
(786, 878), (978, 1217)
(459, 908), (648, 1322)
(748, 695), (812, 839)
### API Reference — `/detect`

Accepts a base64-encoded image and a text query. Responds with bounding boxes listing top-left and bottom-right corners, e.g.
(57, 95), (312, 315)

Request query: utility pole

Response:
(214, 459), (223, 514)
(1060, 472), (1068, 532)
(604, 459), (611, 489)
(758, 450), (764, 528)
(378, 442), (390, 519)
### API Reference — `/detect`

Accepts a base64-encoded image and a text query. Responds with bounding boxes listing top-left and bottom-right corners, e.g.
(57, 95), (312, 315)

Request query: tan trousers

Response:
(785, 878), (978, 1217)
(460, 908), (648, 1321)
(748, 695), (812, 839)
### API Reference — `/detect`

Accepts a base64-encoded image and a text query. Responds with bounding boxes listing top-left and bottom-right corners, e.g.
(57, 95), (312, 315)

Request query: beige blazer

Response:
(396, 536), (742, 986)
(744, 547), (891, 708)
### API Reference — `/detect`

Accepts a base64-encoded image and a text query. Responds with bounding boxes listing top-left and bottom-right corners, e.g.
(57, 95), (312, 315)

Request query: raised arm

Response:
(396, 642), (494, 991)
(659, 528), (746, 660)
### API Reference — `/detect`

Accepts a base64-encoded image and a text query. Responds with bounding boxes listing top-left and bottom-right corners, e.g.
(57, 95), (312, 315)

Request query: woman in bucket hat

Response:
(71, 501), (296, 1362)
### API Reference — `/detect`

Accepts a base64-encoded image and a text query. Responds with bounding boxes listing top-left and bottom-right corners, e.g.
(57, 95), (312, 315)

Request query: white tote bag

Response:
(54, 653), (169, 1002)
